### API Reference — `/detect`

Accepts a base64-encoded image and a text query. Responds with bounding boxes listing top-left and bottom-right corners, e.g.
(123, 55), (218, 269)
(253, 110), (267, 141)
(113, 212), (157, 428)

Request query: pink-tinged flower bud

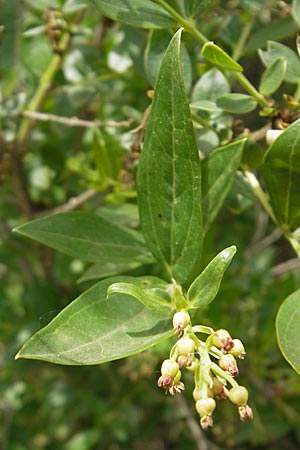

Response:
(211, 377), (229, 399)
(229, 386), (248, 405)
(195, 398), (216, 418)
(161, 359), (179, 378)
(177, 337), (195, 356)
(177, 354), (192, 368)
(238, 404), (253, 421)
(219, 354), (239, 376)
(229, 339), (246, 359)
(173, 311), (191, 332)
(212, 329), (234, 352)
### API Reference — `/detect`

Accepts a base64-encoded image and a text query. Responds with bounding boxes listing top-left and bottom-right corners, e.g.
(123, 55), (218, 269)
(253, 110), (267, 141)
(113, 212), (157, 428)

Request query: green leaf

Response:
(191, 68), (230, 103)
(216, 93), (257, 114)
(202, 42), (243, 72)
(16, 277), (174, 365)
(259, 57), (286, 96)
(14, 212), (150, 263)
(259, 41), (300, 84)
(175, 0), (211, 18)
(187, 246), (236, 309)
(244, 17), (298, 55)
(137, 28), (202, 285)
(292, 0), (300, 27)
(144, 29), (192, 90)
(202, 139), (245, 233)
(263, 119), (300, 230)
(78, 260), (148, 283)
(107, 276), (173, 314)
(276, 289), (300, 374)
(86, 0), (176, 29)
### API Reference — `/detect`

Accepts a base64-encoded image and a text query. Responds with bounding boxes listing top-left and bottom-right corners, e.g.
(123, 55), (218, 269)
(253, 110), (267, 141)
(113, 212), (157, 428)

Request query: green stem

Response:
(155, 0), (269, 108)
(233, 72), (269, 108)
(231, 15), (256, 62)
(286, 234), (300, 257)
(154, 0), (208, 44)
(243, 171), (278, 224)
(17, 32), (72, 147)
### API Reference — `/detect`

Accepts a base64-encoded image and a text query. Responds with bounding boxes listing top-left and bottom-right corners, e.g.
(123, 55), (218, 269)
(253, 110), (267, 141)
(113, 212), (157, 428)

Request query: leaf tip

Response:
(220, 245), (237, 261)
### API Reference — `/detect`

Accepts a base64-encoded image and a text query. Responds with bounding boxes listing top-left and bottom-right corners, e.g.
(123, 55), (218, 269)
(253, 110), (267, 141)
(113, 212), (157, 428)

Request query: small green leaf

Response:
(202, 42), (243, 72)
(276, 288), (300, 374)
(216, 93), (257, 114)
(259, 57), (286, 96)
(202, 139), (245, 233)
(259, 41), (300, 84)
(86, 0), (176, 29)
(187, 246), (236, 309)
(16, 277), (174, 365)
(263, 119), (300, 230)
(137, 29), (202, 285)
(107, 276), (173, 314)
(14, 212), (150, 263)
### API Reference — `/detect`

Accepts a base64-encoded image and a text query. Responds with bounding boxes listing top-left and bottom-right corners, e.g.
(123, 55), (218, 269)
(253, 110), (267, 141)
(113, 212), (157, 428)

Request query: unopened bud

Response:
(229, 386), (248, 405)
(177, 337), (195, 356)
(211, 377), (229, 398)
(219, 354), (239, 376)
(195, 398), (216, 417)
(212, 329), (234, 352)
(173, 311), (191, 332)
(229, 339), (246, 359)
(161, 359), (179, 378)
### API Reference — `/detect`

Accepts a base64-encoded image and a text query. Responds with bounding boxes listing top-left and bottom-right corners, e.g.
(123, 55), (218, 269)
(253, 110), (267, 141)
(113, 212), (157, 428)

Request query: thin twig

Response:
(22, 110), (135, 129)
(34, 188), (98, 217)
(271, 258), (300, 277)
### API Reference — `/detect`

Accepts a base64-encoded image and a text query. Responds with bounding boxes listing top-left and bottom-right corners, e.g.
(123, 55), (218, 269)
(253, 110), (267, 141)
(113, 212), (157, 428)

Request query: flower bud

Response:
(177, 337), (195, 356)
(173, 310), (191, 332)
(195, 398), (216, 418)
(229, 386), (248, 405)
(161, 359), (179, 378)
(229, 339), (246, 359)
(218, 354), (239, 376)
(211, 377), (229, 398)
(212, 329), (234, 352)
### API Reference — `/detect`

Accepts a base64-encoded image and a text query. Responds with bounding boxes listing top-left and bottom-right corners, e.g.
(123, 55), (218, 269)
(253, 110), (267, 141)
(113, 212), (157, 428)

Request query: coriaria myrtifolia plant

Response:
(13, 1), (300, 438)
(15, 28), (252, 430)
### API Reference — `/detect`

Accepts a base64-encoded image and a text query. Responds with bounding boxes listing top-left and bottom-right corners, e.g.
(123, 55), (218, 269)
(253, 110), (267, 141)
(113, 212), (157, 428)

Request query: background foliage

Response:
(1, 0), (300, 449)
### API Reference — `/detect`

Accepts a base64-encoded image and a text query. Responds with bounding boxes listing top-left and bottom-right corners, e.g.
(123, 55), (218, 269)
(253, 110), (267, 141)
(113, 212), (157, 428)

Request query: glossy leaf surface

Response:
(16, 277), (174, 365)
(202, 139), (245, 233)
(259, 41), (300, 84)
(14, 212), (150, 263)
(202, 42), (243, 72)
(216, 93), (257, 114)
(107, 276), (173, 314)
(137, 29), (202, 284)
(187, 246), (236, 309)
(276, 289), (300, 374)
(263, 119), (300, 229)
(86, 0), (176, 29)
(259, 57), (286, 96)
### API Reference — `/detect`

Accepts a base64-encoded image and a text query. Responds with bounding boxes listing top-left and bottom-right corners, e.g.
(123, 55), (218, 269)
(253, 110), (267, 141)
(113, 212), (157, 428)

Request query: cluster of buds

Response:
(157, 310), (253, 430)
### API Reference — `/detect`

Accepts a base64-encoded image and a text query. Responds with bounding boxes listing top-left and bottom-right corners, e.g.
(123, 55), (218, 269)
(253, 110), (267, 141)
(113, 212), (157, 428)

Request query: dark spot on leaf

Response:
(158, 213), (163, 219)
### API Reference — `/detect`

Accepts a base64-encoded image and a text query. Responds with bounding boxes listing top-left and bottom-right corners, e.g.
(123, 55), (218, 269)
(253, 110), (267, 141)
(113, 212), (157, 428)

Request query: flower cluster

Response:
(157, 310), (253, 430)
